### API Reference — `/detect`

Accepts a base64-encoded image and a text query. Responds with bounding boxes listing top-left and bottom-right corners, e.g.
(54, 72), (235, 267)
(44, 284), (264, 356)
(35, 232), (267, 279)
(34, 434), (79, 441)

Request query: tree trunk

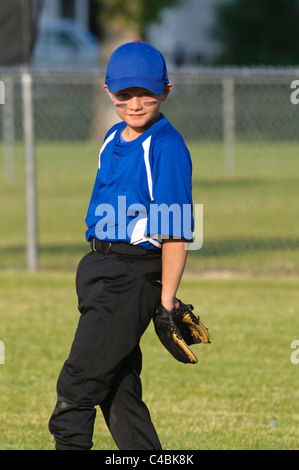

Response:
(90, 20), (140, 143)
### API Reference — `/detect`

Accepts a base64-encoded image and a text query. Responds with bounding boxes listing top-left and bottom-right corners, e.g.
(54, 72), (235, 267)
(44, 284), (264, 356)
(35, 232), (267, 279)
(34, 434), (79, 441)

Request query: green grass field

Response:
(0, 140), (299, 449)
(1, 140), (298, 274)
(0, 272), (299, 450)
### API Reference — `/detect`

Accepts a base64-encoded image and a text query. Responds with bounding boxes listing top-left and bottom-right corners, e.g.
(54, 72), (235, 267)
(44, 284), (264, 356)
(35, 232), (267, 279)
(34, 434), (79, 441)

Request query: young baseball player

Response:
(48, 41), (194, 450)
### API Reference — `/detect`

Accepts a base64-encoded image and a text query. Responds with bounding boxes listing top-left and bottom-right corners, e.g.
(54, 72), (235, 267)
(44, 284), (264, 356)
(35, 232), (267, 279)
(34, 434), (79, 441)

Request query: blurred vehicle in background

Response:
(31, 18), (101, 70)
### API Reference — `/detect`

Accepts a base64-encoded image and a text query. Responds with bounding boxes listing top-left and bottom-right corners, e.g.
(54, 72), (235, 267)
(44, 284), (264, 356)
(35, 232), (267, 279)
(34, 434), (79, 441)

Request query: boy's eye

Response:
(115, 91), (155, 100)
(116, 93), (130, 100)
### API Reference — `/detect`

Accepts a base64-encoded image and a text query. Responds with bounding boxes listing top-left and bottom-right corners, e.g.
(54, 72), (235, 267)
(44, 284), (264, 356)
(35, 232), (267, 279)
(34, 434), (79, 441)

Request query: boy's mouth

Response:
(128, 114), (145, 118)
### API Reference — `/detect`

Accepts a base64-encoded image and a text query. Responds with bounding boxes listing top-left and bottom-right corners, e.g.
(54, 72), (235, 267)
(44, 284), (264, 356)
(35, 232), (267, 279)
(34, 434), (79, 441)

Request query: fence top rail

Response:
(1, 65), (299, 79)
(169, 65), (299, 77)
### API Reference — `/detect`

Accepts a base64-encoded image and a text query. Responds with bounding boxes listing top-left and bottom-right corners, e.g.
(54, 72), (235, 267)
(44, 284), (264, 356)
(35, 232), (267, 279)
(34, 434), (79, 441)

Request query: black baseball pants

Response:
(48, 248), (163, 450)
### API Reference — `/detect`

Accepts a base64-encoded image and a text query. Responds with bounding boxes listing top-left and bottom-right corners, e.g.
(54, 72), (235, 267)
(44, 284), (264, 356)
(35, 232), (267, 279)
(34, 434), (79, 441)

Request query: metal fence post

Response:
(22, 71), (38, 271)
(2, 76), (15, 183)
(222, 77), (235, 175)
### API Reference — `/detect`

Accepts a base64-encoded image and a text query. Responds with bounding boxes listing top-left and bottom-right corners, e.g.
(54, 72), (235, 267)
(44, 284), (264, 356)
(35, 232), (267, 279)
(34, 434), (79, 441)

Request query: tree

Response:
(92, 0), (182, 64)
(90, 0), (181, 140)
(211, 0), (299, 65)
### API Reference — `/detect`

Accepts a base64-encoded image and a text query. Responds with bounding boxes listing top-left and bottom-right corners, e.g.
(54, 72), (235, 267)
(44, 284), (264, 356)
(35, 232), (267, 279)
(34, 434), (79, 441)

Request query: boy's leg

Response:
(100, 343), (162, 450)
(48, 397), (96, 450)
(49, 250), (162, 450)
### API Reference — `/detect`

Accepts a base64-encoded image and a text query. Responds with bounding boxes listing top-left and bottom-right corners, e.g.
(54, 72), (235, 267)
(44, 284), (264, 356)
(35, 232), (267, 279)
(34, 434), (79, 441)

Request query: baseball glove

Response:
(153, 299), (210, 364)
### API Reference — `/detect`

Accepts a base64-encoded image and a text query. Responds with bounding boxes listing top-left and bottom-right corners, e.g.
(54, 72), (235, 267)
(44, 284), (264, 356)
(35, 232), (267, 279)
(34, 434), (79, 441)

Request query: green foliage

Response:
(93, 0), (181, 35)
(212, 0), (299, 65)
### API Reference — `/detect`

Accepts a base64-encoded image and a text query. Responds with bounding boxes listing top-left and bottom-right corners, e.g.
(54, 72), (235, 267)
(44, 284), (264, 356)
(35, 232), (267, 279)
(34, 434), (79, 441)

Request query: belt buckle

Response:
(104, 242), (112, 252)
(91, 238), (112, 253)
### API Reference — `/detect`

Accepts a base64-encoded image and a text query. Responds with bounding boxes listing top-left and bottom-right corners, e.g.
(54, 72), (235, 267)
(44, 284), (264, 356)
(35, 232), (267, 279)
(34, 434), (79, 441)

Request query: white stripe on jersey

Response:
(142, 136), (154, 202)
(98, 130), (117, 169)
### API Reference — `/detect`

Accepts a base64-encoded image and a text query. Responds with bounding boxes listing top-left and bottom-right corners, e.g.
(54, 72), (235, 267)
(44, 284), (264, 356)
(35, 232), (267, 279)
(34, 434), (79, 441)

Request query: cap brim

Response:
(106, 77), (167, 95)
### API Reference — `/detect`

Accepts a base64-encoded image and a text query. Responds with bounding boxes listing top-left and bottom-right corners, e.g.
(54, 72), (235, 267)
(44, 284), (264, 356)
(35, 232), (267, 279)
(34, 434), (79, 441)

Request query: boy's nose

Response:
(129, 97), (142, 110)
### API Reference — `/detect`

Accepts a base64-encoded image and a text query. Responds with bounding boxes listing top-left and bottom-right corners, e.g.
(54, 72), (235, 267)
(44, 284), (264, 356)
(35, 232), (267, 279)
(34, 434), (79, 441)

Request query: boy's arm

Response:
(161, 238), (188, 311)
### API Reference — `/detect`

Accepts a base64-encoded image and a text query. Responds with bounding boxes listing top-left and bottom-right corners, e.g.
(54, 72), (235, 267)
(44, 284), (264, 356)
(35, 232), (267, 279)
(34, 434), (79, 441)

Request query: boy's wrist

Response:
(161, 295), (179, 312)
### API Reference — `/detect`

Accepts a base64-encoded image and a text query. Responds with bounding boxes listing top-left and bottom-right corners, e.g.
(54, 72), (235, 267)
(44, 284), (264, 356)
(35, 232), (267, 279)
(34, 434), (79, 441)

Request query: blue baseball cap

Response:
(105, 41), (169, 95)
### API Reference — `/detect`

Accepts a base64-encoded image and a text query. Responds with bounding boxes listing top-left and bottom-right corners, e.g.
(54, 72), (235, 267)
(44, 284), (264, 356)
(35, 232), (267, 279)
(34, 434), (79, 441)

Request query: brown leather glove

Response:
(153, 299), (210, 364)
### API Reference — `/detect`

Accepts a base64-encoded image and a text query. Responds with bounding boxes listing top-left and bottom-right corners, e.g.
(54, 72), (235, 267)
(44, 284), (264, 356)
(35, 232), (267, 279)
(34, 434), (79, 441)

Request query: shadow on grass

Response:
(1, 237), (299, 269)
(190, 237), (299, 258)
(0, 243), (88, 270)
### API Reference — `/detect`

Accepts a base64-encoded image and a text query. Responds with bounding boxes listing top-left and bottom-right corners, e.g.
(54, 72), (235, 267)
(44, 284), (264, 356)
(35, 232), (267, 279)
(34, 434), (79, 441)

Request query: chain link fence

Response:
(2, 68), (299, 141)
(1, 68), (299, 273)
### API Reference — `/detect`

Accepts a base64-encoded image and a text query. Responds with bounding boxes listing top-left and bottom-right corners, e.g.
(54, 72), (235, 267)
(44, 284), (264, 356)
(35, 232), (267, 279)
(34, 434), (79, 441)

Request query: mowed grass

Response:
(0, 140), (299, 449)
(0, 272), (299, 450)
(0, 140), (299, 274)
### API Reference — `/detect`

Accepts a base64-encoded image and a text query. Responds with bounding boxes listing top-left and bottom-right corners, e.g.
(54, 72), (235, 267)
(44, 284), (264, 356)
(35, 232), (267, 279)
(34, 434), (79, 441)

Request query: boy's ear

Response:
(162, 83), (172, 102)
(104, 84), (114, 101)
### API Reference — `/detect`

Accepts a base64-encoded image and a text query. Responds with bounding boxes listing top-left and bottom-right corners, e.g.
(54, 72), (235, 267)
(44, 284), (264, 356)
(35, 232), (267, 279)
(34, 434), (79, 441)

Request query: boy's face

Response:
(104, 84), (172, 138)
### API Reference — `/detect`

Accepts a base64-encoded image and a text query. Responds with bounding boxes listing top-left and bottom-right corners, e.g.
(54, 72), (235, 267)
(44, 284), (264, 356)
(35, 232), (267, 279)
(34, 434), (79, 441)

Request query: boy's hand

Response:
(153, 300), (210, 364)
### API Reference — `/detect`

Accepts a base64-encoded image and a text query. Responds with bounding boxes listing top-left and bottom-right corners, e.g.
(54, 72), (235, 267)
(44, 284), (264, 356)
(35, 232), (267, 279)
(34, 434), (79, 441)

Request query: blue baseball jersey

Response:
(85, 114), (194, 250)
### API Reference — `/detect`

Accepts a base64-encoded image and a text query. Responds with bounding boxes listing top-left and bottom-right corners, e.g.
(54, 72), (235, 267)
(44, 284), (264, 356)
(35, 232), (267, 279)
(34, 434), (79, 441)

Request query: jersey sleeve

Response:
(148, 129), (194, 241)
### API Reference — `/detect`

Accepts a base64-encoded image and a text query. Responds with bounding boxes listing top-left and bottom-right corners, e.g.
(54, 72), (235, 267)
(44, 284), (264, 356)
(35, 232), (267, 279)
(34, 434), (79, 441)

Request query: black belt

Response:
(90, 238), (161, 257)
